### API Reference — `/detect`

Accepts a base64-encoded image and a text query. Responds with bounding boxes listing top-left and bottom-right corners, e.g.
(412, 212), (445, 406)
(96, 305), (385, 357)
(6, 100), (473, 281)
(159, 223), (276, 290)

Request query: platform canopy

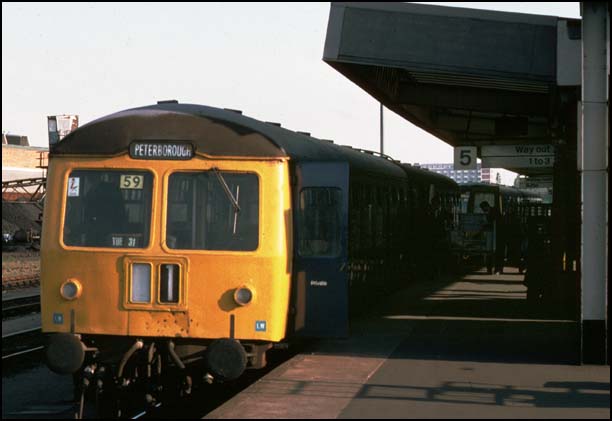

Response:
(323, 2), (581, 175)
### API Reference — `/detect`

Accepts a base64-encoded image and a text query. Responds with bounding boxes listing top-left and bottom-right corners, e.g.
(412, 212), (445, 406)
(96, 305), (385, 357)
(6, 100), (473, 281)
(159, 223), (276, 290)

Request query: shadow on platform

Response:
(351, 379), (610, 409)
(318, 266), (580, 364)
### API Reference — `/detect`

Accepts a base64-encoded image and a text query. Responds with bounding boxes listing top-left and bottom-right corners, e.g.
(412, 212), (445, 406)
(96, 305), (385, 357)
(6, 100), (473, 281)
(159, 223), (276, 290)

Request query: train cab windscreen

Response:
(63, 170), (153, 248)
(166, 171), (259, 251)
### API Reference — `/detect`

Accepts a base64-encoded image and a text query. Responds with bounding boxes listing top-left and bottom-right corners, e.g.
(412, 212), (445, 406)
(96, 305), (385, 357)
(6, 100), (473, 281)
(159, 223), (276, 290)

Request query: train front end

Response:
(40, 105), (293, 395)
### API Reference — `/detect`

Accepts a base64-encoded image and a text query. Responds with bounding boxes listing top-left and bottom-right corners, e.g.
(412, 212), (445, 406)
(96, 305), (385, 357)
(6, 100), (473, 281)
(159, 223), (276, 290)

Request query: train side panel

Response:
(290, 161), (349, 337)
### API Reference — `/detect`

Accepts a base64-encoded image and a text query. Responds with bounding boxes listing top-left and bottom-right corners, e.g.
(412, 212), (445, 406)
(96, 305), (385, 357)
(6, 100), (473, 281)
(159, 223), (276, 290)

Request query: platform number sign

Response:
(454, 146), (477, 170)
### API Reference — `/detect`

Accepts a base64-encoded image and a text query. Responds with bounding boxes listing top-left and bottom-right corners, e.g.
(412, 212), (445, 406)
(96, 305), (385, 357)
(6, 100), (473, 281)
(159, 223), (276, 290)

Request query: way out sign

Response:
(454, 146), (477, 170)
(481, 144), (555, 157)
(482, 155), (555, 168)
(481, 144), (555, 168)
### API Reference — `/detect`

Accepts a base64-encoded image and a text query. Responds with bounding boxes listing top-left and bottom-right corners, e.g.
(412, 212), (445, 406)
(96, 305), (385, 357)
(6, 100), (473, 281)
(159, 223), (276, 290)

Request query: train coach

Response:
(40, 101), (458, 409)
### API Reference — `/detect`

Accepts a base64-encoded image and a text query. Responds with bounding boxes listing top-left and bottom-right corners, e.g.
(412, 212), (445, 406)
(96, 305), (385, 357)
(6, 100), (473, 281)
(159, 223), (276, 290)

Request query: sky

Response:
(2, 2), (580, 185)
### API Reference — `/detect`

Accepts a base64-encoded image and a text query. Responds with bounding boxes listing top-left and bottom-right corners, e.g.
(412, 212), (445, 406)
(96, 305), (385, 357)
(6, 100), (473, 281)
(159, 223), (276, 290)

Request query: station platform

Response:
(206, 268), (610, 419)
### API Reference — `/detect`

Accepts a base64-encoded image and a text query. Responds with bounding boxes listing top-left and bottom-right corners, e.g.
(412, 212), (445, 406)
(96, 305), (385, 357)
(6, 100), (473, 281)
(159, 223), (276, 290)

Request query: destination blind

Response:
(130, 141), (194, 160)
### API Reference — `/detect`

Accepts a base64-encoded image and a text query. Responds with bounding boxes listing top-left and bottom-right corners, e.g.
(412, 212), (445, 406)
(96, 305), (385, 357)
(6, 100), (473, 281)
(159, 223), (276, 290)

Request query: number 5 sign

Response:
(454, 146), (477, 170)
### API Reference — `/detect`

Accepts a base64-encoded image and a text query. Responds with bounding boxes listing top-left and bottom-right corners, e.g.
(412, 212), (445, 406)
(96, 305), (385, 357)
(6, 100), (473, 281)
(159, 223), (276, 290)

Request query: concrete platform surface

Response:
(206, 269), (609, 419)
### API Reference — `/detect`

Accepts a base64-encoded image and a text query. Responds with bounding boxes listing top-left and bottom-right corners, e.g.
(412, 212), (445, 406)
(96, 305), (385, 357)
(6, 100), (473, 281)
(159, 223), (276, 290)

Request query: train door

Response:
(291, 162), (349, 337)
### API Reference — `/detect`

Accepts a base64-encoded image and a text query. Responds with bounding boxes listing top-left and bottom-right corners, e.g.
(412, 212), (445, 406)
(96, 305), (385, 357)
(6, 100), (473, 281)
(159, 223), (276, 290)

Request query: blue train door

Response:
(292, 162), (349, 337)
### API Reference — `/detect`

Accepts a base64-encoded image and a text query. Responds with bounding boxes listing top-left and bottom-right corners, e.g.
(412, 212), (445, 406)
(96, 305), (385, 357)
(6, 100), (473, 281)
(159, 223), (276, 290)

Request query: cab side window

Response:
(298, 188), (342, 257)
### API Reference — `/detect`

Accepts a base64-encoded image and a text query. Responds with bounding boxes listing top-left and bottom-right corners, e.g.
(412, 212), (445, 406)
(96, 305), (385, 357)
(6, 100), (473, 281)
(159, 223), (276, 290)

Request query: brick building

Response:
(2, 144), (49, 182)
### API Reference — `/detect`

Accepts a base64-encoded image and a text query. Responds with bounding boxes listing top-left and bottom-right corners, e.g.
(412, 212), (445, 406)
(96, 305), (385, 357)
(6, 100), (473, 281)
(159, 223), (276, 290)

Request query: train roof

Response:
(400, 164), (458, 190)
(51, 102), (407, 179)
(460, 182), (540, 198)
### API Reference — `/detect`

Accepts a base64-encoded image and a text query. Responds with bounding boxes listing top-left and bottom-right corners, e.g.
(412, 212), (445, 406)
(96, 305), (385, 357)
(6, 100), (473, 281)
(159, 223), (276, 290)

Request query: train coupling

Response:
(183, 375), (193, 396)
(81, 364), (96, 387)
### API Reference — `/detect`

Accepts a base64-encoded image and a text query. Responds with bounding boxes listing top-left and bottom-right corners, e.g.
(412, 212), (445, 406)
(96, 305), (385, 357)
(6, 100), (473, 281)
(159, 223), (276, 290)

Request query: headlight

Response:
(233, 286), (254, 306)
(60, 279), (82, 300)
(131, 263), (151, 303)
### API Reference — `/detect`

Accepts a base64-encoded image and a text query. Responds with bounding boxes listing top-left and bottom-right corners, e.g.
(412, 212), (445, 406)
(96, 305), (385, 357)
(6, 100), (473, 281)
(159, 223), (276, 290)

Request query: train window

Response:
(472, 193), (495, 214)
(166, 171), (259, 251)
(298, 188), (342, 257)
(374, 188), (384, 249)
(63, 170), (153, 248)
(348, 184), (360, 256)
(459, 192), (470, 214)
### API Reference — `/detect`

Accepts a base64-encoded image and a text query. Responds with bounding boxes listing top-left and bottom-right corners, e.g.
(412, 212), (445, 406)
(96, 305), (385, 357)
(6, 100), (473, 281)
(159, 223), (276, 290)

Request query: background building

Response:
(2, 134), (48, 182)
(417, 163), (491, 184)
(2, 146), (48, 182)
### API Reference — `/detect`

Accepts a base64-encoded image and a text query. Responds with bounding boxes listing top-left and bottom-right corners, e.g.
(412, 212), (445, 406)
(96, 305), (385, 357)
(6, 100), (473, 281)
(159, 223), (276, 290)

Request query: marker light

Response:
(60, 279), (82, 300)
(160, 264), (180, 303)
(233, 286), (253, 306)
(131, 263), (151, 303)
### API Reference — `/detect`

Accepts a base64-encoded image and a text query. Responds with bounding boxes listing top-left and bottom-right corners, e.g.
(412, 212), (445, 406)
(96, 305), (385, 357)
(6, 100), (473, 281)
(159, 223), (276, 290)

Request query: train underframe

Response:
(46, 333), (273, 418)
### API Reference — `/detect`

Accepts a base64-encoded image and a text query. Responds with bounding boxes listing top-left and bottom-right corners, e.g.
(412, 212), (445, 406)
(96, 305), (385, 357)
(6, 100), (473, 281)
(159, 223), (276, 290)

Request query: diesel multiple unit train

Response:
(41, 102), (460, 411)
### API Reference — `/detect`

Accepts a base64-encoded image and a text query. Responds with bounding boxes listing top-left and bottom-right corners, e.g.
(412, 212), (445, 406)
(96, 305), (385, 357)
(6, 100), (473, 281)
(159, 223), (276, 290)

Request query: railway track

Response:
(2, 291), (43, 360)
(2, 327), (43, 360)
(2, 292), (41, 319)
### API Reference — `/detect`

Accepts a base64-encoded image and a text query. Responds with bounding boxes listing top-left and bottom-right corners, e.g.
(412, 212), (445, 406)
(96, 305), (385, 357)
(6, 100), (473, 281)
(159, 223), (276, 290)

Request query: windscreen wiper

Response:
(212, 168), (241, 234)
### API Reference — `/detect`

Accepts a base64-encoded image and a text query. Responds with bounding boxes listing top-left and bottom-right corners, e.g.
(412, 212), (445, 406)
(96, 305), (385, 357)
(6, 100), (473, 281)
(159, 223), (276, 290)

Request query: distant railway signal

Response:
(47, 115), (78, 146)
